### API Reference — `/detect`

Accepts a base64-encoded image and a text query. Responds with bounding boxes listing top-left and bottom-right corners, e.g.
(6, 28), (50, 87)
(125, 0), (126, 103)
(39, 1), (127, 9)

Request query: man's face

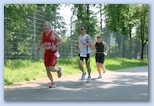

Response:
(43, 22), (50, 31)
(80, 27), (85, 33)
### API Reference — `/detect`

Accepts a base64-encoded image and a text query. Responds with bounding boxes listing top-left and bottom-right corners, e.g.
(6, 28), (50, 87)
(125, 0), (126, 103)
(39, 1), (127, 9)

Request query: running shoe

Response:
(103, 70), (106, 73)
(98, 75), (102, 79)
(87, 76), (91, 83)
(57, 67), (62, 78)
(81, 72), (86, 80)
(49, 82), (56, 88)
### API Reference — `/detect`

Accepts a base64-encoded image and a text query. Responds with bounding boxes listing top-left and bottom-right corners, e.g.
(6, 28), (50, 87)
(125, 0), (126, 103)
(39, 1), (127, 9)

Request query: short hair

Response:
(81, 25), (87, 30)
(44, 21), (52, 29)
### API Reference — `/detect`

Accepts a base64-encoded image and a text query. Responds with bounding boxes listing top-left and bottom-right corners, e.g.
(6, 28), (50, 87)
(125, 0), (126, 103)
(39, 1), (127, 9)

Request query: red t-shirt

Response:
(42, 30), (57, 54)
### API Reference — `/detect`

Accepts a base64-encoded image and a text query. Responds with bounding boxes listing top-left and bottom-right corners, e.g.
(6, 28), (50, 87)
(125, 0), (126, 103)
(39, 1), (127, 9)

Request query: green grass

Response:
(4, 57), (148, 86)
(105, 58), (148, 70)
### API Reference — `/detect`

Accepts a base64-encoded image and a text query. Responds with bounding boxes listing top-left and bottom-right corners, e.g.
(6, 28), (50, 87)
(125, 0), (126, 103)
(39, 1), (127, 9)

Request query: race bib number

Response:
(80, 53), (87, 57)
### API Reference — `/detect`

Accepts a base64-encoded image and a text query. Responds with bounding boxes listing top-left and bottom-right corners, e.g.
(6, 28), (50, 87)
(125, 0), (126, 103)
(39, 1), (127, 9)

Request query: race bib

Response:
(55, 51), (60, 58)
(80, 53), (87, 57)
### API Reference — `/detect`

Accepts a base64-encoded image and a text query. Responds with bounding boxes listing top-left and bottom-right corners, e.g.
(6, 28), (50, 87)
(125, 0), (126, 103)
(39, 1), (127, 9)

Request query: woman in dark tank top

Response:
(93, 35), (109, 79)
(95, 41), (104, 54)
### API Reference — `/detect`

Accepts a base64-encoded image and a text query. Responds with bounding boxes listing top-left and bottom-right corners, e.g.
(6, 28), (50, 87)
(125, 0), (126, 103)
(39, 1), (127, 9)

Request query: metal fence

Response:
(4, 5), (148, 60)
(101, 28), (148, 59)
(60, 29), (148, 60)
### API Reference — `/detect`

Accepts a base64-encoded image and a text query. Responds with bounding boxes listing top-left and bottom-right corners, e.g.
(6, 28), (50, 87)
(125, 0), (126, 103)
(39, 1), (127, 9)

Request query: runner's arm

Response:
(83, 35), (92, 47)
(53, 31), (62, 47)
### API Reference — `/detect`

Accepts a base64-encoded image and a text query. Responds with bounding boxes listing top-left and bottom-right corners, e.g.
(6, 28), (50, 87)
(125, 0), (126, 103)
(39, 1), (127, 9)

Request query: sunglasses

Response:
(97, 37), (101, 38)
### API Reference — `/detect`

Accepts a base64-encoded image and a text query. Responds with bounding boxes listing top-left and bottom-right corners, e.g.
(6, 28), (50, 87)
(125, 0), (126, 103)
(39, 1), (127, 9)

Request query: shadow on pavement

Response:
(4, 66), (148, 101)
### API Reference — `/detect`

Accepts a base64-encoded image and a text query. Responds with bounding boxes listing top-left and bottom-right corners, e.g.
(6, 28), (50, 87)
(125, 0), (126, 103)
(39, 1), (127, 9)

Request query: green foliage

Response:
(103, 4), (148, 60)
(4, 57), (148, 86)
(4, 4), (66, 59)
(4, 4), (148, 61)
(72, 4), (100, 37)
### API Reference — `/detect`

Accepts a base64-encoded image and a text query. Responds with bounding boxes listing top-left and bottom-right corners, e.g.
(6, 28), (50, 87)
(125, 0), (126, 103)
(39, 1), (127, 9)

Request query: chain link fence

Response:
(101, 28), (148, 59)
(61, 29), (148, 60)
(4, 5), (148, 60)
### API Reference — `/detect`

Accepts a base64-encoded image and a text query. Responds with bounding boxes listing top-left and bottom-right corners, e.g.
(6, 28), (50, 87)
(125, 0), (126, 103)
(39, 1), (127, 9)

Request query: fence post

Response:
(4, 7), (7, 59)
(70, 14), (73, 58)
(33, 6), (37, 59)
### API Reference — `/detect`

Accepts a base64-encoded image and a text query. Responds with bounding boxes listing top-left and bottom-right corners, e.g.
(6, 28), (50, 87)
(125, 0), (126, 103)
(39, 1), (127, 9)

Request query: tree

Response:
(103, 4), (148, 60)
(134, 4), (148, 60)
(4, 4), (36, 59)
(4, 4), (66, 59)
(71, 4), (100, 37)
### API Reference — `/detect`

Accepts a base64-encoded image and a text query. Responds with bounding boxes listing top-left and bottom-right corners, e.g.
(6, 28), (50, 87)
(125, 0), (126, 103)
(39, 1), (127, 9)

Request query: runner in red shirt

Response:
(37, 21), (62, 88)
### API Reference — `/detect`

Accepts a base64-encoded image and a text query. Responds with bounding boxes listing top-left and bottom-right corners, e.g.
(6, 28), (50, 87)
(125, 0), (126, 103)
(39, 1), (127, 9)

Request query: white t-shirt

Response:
(78, 34), (90, 57)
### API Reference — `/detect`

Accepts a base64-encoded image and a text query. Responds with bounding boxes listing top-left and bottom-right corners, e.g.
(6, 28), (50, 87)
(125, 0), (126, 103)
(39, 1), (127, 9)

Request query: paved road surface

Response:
(4, 66), (148, 101)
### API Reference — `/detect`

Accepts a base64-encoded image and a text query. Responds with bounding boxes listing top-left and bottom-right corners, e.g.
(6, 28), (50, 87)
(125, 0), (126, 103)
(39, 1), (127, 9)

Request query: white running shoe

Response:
(103, 70), (106, 73)
(87, 76), (91, 83)
(81, 72), (86, 80)
(49, 82), (56, 88)
(98, 75), (102, 79)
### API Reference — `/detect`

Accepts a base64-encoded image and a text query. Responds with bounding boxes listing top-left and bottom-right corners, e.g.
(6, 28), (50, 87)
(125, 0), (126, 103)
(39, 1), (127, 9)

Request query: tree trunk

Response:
(128, 24), (133, 58)
(100, 4), (103, 30)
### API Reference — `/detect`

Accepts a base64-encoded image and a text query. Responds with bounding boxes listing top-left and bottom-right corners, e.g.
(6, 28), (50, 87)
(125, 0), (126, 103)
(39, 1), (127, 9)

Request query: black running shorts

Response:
(78, 54), (90, 64)
(95, 53), (105, 64)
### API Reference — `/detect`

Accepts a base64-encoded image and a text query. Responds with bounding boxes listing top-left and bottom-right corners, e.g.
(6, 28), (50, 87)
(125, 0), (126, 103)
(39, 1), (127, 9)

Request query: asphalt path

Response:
(4, 66), (148, 101)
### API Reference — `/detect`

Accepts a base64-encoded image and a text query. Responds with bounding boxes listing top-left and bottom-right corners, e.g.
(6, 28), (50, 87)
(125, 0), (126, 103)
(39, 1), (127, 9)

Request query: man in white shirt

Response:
(77, 26), (92, 83)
